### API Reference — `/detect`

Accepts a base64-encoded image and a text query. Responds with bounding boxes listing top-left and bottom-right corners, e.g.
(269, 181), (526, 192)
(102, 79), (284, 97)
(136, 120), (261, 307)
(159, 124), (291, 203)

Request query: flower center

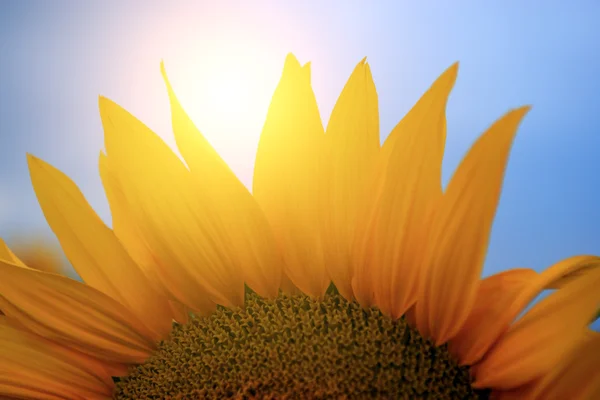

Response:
(113, 291), (490, 399)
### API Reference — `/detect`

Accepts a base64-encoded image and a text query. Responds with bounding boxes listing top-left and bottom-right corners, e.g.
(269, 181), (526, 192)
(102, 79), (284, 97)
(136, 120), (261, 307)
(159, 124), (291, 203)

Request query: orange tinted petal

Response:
(472, 261), (600, 389)
(491, 332), (600, 400)
(0, 316), (113, 399)
(416, 107), (530, 345)
(0, 259), (156, 364)
(9, 238), (67, 275)
(451, 255), (599, 366)
(353, 64), (457, 316)
(0, 238), (28, 268)
(449, 268), (538, 365)
(542, 256), (599, 289)
(530, 331), (599, 400)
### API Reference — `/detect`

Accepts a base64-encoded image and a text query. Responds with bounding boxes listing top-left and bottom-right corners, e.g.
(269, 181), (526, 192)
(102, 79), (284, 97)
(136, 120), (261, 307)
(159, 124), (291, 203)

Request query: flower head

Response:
(0, 54), (598, 399)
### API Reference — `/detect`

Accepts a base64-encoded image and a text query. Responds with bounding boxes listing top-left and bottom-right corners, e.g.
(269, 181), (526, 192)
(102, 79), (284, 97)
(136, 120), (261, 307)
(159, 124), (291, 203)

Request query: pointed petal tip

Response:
(26, 153), (45, 170)
(500, 105), (532, 126)
(514, 105), (532, 115)
(160, 61), (169, 84)
(443, 62), (459, 82)
(98, 96), (118, 112)
(481, 106), (531, 138)
(425, 62), (459, 99)
(360, 56), (367, 64)
(285, 52), (299, 61)
(302, 62), (312, 81)
(284, 53), (302, 71)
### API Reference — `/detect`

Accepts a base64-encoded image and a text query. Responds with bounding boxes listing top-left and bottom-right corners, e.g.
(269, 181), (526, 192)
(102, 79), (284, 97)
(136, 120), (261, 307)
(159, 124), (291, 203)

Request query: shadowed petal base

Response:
(113, 292), (490, 399)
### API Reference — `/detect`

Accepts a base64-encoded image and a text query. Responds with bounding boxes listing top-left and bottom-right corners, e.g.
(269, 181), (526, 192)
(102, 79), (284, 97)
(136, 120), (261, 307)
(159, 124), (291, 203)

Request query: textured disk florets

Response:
(114, 290), (490, 399)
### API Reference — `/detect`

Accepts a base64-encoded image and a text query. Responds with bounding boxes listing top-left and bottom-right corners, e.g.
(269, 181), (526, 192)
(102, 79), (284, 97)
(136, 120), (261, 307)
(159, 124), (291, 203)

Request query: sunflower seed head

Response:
(113, 291), (490, 399)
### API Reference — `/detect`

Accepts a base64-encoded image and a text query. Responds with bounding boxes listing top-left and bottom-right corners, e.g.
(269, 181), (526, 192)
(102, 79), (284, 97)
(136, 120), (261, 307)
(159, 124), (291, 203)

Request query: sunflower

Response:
(1, 54), (599, 399)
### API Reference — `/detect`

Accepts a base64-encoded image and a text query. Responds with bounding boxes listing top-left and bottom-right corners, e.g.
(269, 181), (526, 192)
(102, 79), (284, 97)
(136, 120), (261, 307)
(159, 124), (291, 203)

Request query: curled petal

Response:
(490, 332), (600, 400)
(451, 255), (600, 366)
(472, 260), (600, 389)
(449, 268), (538, 365)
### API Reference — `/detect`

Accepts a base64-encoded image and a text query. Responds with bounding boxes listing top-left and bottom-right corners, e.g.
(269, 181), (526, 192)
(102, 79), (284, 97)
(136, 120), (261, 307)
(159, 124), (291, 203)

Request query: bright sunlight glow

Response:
(165, 41), (284, 188)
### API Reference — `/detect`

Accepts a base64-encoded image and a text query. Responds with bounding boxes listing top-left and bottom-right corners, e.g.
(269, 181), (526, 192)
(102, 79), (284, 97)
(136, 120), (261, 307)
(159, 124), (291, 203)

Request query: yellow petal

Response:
(161, 62), (282, 299)
(451, 255), (599, 366)
(99, 152), (190, 324)
(541, 256), (599, 289)
(100, 95), (235, 311)
(512, 331), (600, 400)
(353, 63), (457, 315)
(9, 237), (67, 275)
(98, 152), (156, 279)
(448, 268), (538, 365)
(28, 155), (172, 340)
(416, 106), (530, 344)
(0, 239), (33, 316)
(0, 238), (28, 267)
(0, 259), (156, 364)
(488, 333), (600, 400)
(321, 57), (379, 301)
(253, 53), (329, 298)
(0, 316), (114, 400)
(472, 260), (600, 389)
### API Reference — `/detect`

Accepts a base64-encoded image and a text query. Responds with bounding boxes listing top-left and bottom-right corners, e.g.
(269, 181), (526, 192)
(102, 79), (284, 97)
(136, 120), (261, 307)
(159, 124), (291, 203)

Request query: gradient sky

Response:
(1, 1), (599, 329)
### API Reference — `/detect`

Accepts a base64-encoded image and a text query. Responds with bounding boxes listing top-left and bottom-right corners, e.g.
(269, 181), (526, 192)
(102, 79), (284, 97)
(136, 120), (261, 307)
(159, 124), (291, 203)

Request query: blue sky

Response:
(1, 1), (599, 328)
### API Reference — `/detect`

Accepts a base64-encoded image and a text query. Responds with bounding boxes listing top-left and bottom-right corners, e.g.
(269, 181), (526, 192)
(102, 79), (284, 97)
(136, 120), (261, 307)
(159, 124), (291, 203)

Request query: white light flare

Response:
(165, 41), (284, 189)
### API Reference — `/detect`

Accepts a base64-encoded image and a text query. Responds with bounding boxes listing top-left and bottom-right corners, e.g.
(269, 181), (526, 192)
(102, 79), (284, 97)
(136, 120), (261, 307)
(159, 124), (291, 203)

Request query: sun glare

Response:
(166, 46), (283, 188)
(206, 68), (246, 112)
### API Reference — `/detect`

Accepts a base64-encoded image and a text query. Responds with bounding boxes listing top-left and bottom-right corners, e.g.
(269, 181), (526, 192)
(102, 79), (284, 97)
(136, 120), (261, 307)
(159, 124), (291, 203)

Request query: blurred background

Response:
(1, 1), (599, 328)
